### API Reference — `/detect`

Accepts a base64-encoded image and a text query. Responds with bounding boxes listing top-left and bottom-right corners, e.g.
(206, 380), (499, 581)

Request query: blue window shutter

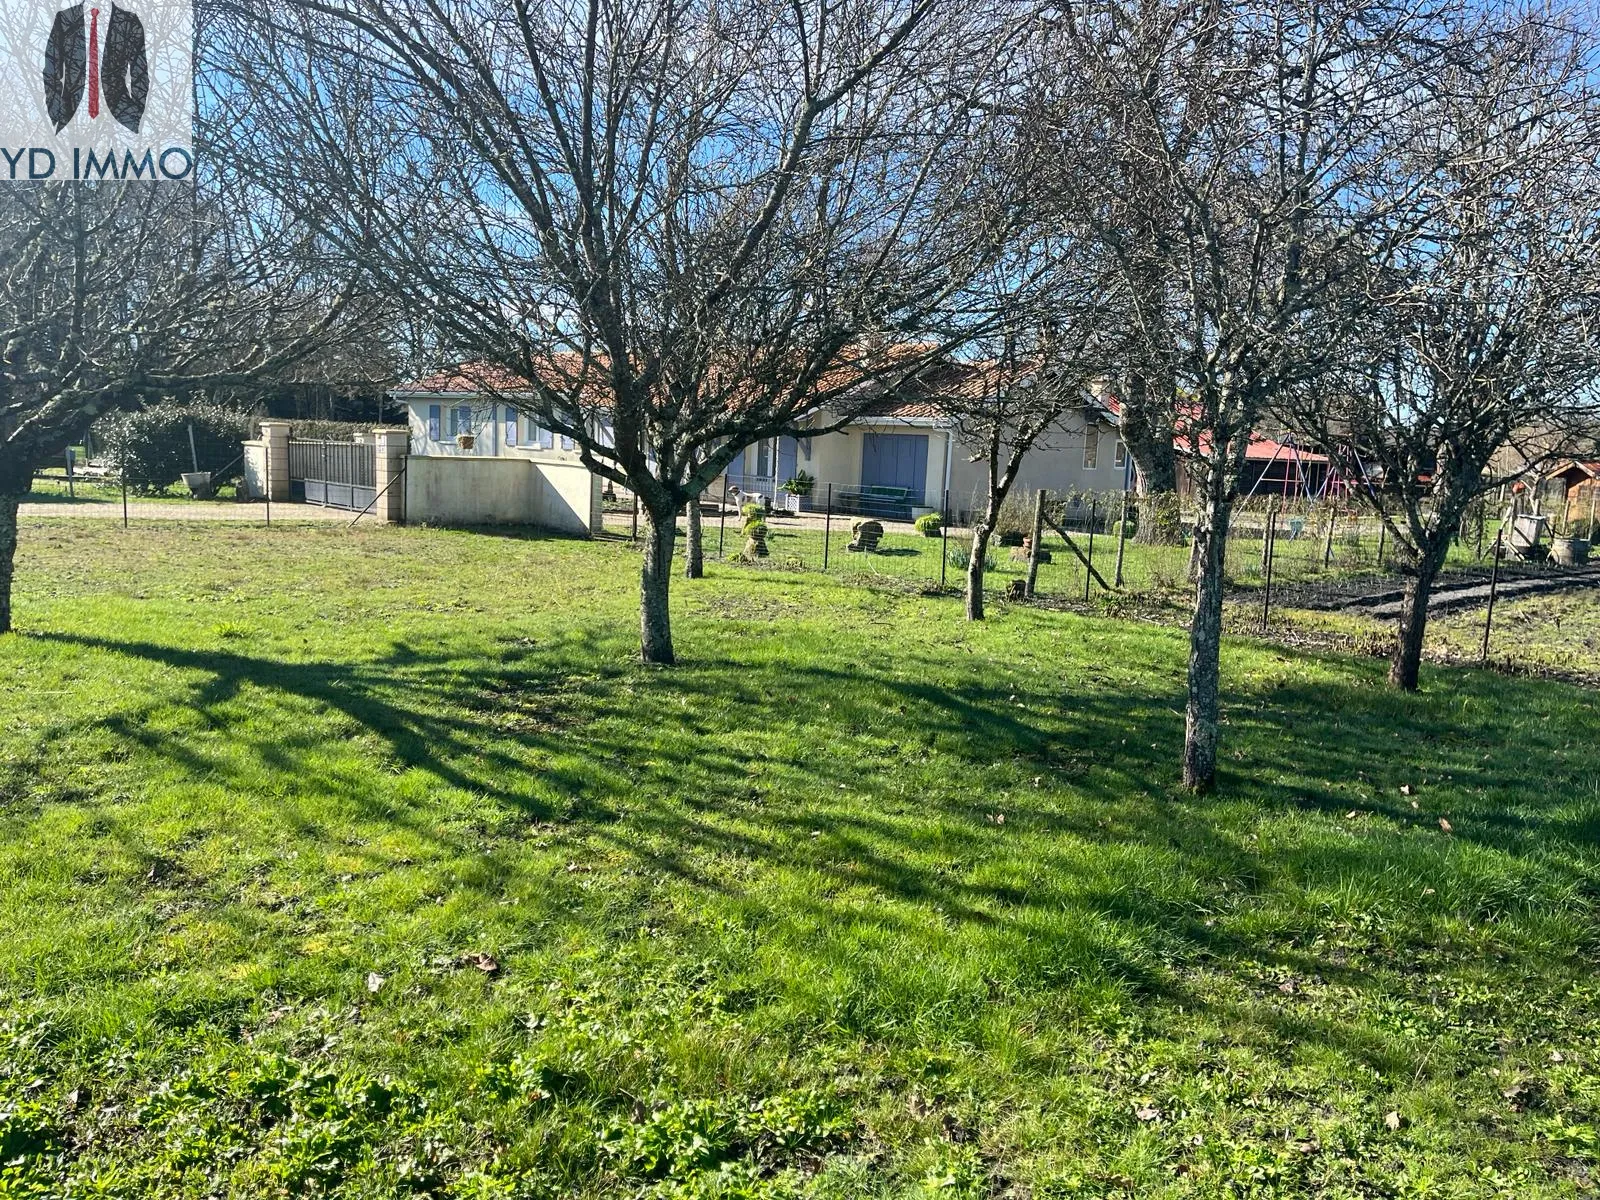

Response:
(427, 405), (441, 440)
(504, 407), (518, 447)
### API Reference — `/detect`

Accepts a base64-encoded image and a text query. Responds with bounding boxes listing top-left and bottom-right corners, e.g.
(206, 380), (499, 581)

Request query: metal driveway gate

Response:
(288, 439), (376, 511)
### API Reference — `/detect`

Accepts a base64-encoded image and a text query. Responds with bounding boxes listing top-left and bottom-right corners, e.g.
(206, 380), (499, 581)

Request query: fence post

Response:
(1481, 529), (1503, 664)
(719, 482), (728, 559)
(1376, 520), (1386, 567)
(1114, 490), (1128, 588)
(823, 483), (833, 571)
(1323, 502), (1336, 568)
(264, 441), (272, 527)
(1083, 498), (1097, 602)
(940, 489), (949, 588)
(1261, 505), (1278, 631)
(632, 490), (639, 542)
(1025, 489), (1046, 598)
(121, 450), (128, 529)
(1260, 501), (1274, 572)
(65, 448), (75, 499)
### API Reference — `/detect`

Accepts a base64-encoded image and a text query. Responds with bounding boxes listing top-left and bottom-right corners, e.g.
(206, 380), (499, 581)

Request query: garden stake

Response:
(1114, 490), (1128, 587)
(1025, 489), (1045, 598)
(1083, 498), (1097, 602)
(121, 458), (128, 528)
(1323, 503), (1335, 568)
(940, 489), (950, 588)
(718, 483), (728, 559)
(1376, 521), (1385, 567)
(65, 449), (75, 499)
(264, 442), (271, 527)
(1261, 506), (1278, 631)
(632, 491), (639, 541)
(823, 483), (832, 571)
(1481, 530), (1503, 664)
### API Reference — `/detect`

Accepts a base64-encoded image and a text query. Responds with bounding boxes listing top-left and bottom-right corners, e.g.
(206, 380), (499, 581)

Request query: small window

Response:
(1083, 424), (1099, 470)
(427, 404), (441, 440)
(504, 407), (518, 447)
(450, 405), (471, 436)
(1113, 438), (1127, 469)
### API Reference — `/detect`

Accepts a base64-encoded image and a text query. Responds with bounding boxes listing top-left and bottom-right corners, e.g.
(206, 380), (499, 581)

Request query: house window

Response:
(1114, 438), (1127, 469)
(504, 407), (518, 447)
(1083, 424), (1099, 470)
(450, 405), (471, 437)
(427, 404), (441, 440)
(531, 424), (553, 450)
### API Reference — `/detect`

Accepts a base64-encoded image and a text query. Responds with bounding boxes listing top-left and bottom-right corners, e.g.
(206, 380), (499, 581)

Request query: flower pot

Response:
(456, 433), (476, 450)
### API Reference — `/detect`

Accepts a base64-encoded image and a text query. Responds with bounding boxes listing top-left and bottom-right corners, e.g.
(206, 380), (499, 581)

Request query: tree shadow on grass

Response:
(28, 626), (1600, 1075)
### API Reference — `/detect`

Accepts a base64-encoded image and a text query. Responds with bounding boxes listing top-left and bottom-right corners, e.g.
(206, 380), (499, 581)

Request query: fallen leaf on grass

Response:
(1438, 818), (1453, 834)
(1135, 1106), (1161, 1122)
(366, 972), (386, 994)
(1384, 1111), (1405, 1131)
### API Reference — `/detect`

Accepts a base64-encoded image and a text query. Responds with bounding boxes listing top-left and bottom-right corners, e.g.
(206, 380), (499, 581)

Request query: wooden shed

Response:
(1542, 460), (1600, 531)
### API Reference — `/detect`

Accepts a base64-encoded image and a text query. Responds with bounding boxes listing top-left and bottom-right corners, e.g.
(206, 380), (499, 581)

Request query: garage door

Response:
(860, 433), (928, 500)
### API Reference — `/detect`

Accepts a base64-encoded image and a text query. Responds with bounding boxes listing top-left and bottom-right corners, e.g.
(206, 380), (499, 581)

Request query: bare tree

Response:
(1294, 14), (1600, 690)
(1046, 0), (1455, 790)
(221, 0), (1023, 664)
(949, 324), (1106, 620)
(0, 183), (350, 634)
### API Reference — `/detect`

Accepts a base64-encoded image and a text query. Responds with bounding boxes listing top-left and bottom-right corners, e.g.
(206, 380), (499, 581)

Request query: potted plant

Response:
(456, 432), (476, 450)
(914, 512), (943, 538)
(780, 470), (816, 499)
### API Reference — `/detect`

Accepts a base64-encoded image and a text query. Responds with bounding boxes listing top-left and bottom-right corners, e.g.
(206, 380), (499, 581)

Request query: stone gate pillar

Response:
(373, 428), (409, 524)
(258, 420), (291, 501)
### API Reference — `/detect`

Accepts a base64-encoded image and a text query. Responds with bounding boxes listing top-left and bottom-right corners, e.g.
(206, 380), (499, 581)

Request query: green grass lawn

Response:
(3, 520), (1600, 1199)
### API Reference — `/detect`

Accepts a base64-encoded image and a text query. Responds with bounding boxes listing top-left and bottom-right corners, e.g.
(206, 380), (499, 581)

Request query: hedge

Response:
(99, 403), (253, 495)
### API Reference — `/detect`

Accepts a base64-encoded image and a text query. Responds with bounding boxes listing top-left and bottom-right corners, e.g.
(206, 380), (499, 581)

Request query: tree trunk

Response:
(965, 525), (992, 620)
(0, 493), (17, 636)
(1182, 488), (1232, 792)
(1120, 372), (1184, 545)
(639, 504), (677, 665)
(684, 496), (703, 579)
(1388, 550), (1441, 692)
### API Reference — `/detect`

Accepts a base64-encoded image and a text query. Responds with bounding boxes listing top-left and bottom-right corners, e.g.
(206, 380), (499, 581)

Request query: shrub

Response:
(99, 402), (253, 495)
(741, 501), (766, 521)
(945, 541), (995, 570)
(914, 513), (943, 537)
(743, 520), (770, 559)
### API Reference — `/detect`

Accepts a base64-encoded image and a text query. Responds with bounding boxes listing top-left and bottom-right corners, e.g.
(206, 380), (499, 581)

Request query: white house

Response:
(392, 362), (1129, 524)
